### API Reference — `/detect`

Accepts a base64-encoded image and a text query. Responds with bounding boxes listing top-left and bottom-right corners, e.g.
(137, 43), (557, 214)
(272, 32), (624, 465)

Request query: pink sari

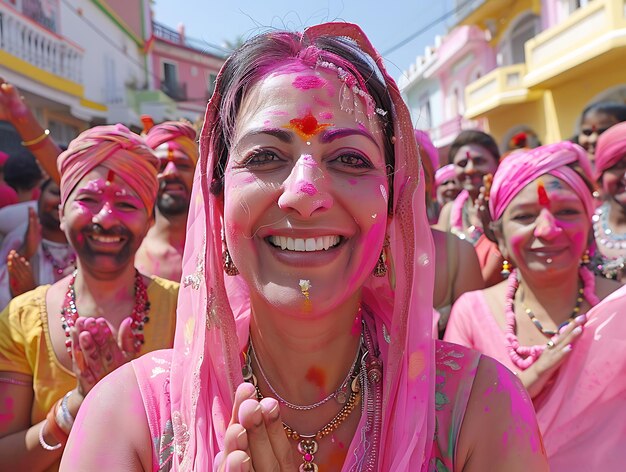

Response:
(136, 23), (438, 471)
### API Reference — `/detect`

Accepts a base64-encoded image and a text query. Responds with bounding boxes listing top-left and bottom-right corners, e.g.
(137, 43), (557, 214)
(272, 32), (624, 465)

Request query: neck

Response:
(249, 292), (362, 406)
(516, 267), (581, 322)
(607, 198), (626, 228)
(151, 209), (188, 246)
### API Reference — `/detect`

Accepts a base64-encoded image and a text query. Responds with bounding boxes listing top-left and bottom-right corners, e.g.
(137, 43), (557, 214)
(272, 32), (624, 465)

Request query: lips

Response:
(267, 235), (342, 251)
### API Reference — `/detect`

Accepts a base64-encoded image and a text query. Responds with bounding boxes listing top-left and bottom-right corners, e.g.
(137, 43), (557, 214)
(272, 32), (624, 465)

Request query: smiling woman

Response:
(445, 141), (626, 471)
(62, 23), (548, 472)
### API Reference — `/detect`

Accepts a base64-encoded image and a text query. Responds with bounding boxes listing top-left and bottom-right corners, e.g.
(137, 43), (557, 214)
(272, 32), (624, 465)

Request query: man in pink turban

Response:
(0, 124), (179, 471)
(137, 120), (198, 282)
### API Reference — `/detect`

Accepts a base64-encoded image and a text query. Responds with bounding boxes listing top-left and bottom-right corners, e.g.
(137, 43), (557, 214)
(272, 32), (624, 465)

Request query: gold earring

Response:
(373, 236), (390, 277)
(501, 260), (512, 278)
(223, 248), (239, 276)
(581, 249), (591, 265)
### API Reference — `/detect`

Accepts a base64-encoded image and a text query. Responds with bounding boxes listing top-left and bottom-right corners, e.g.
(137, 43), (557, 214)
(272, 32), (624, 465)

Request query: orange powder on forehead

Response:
(285, 111), (332, 141)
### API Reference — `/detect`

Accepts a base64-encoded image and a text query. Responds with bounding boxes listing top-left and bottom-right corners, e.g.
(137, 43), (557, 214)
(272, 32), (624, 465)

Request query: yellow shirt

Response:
(0, 277), (178, 424)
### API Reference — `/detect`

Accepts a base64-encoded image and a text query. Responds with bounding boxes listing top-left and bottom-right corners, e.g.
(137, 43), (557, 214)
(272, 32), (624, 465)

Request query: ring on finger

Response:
(546, 340), (556, 349)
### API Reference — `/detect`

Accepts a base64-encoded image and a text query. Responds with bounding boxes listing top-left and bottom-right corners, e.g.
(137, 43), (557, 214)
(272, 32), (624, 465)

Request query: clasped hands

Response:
(69, 316), (138, 397)
(215, 383), (297, 472)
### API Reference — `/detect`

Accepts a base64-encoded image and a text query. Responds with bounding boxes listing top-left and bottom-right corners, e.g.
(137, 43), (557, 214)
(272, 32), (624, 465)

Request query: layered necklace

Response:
(60, 269), (150, 353)
(242, 315), (383, 472)
(504, 268), (597, 370)
(593, 202), (626, 249)
(41, 240), (76, 277)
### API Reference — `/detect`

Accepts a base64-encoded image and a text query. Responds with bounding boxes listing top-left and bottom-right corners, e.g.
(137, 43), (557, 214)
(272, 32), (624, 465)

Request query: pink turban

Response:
(594, 122), (626, 180)
(58, 124), (159, 213)
(489, 141), (594, 221)
(434, 164), (456, 187)
(145, 121), (199, 164)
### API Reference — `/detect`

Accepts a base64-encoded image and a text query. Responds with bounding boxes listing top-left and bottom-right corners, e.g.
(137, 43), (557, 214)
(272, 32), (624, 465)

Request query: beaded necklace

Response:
(60, 269), (150, 353)
(593, 202), (626, 249)
(504, 267), (598, 370)
(41, 241), (76, 276)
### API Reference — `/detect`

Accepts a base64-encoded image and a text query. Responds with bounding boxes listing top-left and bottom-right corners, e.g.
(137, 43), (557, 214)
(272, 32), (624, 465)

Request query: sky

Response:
(152, 0), (458, 80)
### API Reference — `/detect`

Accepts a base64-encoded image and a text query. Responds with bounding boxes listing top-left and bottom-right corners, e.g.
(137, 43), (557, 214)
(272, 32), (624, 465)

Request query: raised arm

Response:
(456, 355), (549, 471)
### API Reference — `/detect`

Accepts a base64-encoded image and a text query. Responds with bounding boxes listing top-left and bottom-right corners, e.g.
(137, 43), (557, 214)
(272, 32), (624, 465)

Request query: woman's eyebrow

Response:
(319, 128), (378, 147)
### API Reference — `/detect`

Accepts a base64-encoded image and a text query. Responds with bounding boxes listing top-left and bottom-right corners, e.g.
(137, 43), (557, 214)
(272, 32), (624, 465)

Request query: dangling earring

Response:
(373, 236), (390, 277)
(581, 249), (591, 265)
(223, 248), (239, 276)
(501, 260), (512, 278)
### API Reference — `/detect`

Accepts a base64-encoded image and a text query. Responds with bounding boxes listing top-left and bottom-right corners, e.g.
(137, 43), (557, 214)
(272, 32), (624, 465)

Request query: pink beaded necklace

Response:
(60, 269), (150, 353)
(504, 267), (599, 370)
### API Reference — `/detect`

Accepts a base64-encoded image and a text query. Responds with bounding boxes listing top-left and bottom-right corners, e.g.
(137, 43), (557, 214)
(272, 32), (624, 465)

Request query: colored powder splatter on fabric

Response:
(408, 350), (426, 380)
(293, 75), (327, 90)
(285, 111), (332, 141)
(305, 366), (326, 390)
(537, 181), (550, 207)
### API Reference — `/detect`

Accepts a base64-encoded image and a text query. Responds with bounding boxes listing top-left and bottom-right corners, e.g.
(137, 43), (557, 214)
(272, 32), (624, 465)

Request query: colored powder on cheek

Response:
(537, 182), (550, 207)
(292, 75), (327, 90)
(305, 366), (326, 391)
(299, 183), (317, 196)
(319, 111), (333, 120)
(348, 179), (357, 186)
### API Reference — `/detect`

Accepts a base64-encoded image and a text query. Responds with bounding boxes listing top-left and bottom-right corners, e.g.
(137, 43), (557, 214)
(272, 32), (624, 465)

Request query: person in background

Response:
(438, 130), (504, 286)
(63, 23), (547, 472)
(445, 142), (624, 470)
(434, 164), (460, 207)
(0, 124), (179, 471)
(577, 101), (626, 164)
(137, 121), (198, 281)
(590, 122), (626, 282)
(0, 180), (75, 309)
(0, 151), (19, 208)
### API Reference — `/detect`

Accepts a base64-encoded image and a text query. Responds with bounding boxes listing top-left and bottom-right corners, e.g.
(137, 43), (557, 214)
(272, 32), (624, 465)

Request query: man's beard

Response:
(156, 179), (190, 217)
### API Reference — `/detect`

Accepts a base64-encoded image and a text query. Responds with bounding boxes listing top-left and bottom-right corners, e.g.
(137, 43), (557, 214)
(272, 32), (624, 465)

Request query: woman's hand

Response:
(215, 382), (296, 471)
(70, 317), (137, 397)
(0, 78), (30, 124)
(519, 314), (586, 398)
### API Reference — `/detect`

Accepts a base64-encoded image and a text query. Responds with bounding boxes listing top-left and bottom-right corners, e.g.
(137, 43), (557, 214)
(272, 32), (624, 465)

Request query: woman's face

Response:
(601, 155), (626, 206)
(222, 66), (389, 316)
(436, 178), (461, 205)
(578, 111), (619, 158)
(452, 144), (498, 197)
(498, 175), (589, 276)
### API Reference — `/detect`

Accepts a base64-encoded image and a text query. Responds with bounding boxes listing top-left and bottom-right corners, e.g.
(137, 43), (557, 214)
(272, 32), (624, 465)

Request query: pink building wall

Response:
(101, 0), (144, 39)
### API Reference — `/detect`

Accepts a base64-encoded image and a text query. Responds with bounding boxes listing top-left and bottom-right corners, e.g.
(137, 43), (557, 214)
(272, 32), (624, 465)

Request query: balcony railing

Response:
(0, 2), (83, 84)
(464, 64), (530, 118)
(160, 80), (188, 102)
(525, 0), (626, 86)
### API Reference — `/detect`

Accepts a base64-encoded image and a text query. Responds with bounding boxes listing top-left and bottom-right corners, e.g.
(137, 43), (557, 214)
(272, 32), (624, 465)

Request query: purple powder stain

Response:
(293, 75), (327, 90)
(299, 183), (317, 196)
(319, 111), (334, 120)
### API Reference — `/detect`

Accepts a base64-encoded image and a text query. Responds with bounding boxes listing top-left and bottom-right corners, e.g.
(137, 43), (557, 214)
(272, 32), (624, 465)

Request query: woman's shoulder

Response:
(0, 285), (49, 328)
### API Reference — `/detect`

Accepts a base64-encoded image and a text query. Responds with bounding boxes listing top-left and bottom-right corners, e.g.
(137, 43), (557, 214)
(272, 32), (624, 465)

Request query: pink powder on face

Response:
(267, 110), (289, 116)
(313, 96), (331, 108)
(299, 182), (318, 196)
(348, 179), (358, 186)
(319, 111), (334, 120)
(293, 75), (327, 90)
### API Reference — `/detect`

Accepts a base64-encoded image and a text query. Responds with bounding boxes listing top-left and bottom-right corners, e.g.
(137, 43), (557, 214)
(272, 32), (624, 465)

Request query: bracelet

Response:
(55, 391), (75, 434)
(38, 419), (63, 451)
(21, 129), (50, 147)
(45, 401), (69, 445)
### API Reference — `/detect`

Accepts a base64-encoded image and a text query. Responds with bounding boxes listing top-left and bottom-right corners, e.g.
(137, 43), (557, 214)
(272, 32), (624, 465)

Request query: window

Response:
(510, 14), (539, 64)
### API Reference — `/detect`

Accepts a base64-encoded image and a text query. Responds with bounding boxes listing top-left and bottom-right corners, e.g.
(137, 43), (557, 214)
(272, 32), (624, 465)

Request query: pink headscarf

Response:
(434, 164), (456, 188)
(57, 124), (159, 213)
(489, 141), (594, 221)
(169, 23), (435, 471)
(145, 121), (199, 164)
(594, 122), (626, 180)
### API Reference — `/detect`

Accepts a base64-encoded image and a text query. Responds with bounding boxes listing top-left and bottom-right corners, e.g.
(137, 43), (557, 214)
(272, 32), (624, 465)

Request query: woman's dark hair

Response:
(580, 101), (626, 124)
(447, 130), (501, 165)
(207, 31), (395, 209)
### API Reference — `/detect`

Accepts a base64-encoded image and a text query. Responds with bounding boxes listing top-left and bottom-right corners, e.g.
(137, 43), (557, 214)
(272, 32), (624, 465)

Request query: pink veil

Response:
(168, 23), (436, 471)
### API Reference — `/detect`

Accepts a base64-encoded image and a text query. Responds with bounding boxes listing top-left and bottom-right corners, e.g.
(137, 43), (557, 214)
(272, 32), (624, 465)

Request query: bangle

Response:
(45, 401), (69, 445)
(38, 420), (63, 451)
(21, 129), (50, 147)
(55, 391), (75, 434)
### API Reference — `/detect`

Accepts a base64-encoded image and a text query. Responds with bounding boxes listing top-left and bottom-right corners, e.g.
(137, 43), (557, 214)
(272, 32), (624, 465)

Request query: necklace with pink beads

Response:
(504, 267), (599, 370)
(60, 269), (150, 353)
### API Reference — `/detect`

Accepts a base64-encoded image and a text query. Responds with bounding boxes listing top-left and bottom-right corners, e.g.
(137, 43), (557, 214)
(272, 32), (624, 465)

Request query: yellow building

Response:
(462, 0), (626, 150)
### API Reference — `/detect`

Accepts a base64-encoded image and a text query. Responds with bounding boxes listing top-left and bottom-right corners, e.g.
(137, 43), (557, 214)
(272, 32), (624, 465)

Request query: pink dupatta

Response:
(168, 23), (435, 471)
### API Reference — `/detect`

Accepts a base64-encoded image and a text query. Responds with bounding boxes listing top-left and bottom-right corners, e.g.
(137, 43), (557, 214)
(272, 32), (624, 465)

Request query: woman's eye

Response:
(334, 153), (372, 168)
(557, 208), (580, 217)
(244, 150), (281, 166)
(512, 213), (534, 222)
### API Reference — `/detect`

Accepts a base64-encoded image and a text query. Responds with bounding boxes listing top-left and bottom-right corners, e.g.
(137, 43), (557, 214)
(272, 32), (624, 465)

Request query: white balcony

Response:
(0, 1), (83, 85)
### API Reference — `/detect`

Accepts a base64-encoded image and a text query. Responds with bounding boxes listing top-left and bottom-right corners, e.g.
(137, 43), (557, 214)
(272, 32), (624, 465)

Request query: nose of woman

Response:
(533, 209), (563, 240)
(277, 155), (333, 217)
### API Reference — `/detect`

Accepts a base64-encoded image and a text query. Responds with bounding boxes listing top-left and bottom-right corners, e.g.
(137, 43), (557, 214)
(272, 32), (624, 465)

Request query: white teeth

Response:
(269, 235), (341, 252)
(92, 235), (121, 243)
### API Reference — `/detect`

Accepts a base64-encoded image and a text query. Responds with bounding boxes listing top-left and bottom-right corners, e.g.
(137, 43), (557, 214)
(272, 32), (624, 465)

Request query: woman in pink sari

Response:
(61, 24), (547, 471)
(445, 141), (626, 470)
